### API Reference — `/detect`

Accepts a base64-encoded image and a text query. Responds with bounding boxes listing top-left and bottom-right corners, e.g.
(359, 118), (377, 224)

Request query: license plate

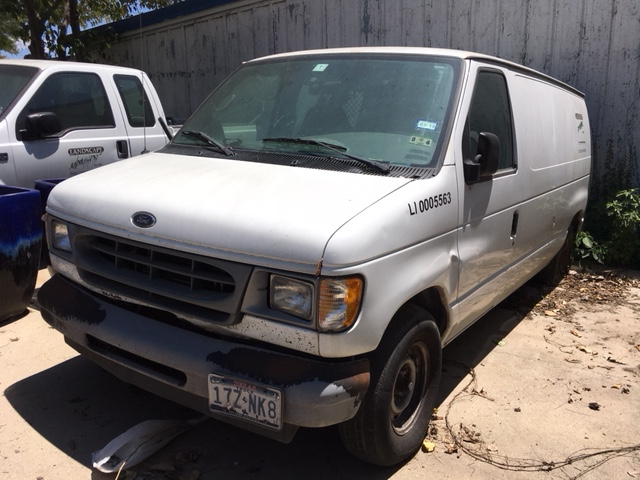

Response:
(208, 374), (282, 430)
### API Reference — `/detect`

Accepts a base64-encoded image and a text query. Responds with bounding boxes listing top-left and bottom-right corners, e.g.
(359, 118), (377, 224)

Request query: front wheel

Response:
(339, 305), (442, 466)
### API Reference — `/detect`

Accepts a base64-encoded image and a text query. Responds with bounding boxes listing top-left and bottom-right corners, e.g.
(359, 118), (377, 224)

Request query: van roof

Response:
(248, 47), (583, 97)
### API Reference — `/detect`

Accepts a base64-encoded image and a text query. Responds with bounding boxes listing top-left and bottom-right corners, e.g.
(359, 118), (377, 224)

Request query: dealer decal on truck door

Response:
(68, 146), (104, 171)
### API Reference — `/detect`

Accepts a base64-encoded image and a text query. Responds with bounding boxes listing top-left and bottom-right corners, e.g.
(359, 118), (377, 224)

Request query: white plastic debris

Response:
(91, 417), (207, 473)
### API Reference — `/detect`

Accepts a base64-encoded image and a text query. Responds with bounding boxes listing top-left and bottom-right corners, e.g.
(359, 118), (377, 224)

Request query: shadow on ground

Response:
(4, 356), (397, 479)
(437, 282), (546, 405)
(5, 282), (549, 479)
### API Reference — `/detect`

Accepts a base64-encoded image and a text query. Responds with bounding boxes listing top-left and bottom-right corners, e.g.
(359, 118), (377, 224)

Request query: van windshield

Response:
(0, 65), (39, 119)
(174, 54), (461, 169)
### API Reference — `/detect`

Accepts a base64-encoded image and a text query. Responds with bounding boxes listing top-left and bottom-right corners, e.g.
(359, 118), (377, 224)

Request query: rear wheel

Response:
(339, 305), (442, 466)
(538, 225), (576, 286)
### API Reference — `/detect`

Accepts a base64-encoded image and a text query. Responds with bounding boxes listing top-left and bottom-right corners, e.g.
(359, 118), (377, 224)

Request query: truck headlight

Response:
(270, 275), (313, 320)
(318, 277), (363, 332)
(52, 220), (71, 252)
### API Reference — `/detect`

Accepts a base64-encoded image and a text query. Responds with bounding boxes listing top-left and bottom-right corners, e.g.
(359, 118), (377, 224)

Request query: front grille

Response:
(73, 231), (252, 325)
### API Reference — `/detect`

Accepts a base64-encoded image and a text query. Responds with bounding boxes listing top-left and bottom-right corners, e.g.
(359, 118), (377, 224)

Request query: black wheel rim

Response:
(390, 342), (429, 435)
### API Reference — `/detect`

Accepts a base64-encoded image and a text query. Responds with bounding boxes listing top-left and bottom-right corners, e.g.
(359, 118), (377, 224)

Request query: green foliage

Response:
(574, 231), (607, 265)
(0, 1), (25, 57)
(0, 17), (20, 56)
(586, 139), (636, 226)
(581, 133), (639, 268)
(603, 188), (640, 266)
(577, 188), (640, 268)
(606, 188), (640, 229)
(0, 0), (182, 60)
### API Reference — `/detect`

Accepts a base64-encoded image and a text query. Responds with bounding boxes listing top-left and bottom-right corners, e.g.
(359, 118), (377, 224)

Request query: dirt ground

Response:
(1, 268), (639, 480)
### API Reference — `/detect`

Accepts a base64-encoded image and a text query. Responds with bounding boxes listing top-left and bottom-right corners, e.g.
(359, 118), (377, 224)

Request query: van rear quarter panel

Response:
(509, 73), (591, 256)
(510, 74), (591, 175)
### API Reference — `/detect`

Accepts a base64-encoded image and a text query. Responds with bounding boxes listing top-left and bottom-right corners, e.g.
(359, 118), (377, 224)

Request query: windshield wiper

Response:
(262, 137), (390, 174)
(180, 130), (235, 156)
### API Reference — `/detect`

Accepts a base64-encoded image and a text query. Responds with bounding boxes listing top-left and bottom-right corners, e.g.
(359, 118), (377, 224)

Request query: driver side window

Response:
(17, 72), (115, 137)
(466, 70), (515, 171)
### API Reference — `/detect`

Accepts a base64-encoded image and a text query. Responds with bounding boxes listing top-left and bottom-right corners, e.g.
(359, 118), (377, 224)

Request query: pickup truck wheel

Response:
(538, 226), (576, 286)
(339, 305), (442, 466)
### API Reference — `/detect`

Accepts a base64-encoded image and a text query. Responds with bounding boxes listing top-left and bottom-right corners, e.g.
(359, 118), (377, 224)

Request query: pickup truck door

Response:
(112, 73), (170, 157)
(451, 65), (526, 338)
(10, 70), (134, 188)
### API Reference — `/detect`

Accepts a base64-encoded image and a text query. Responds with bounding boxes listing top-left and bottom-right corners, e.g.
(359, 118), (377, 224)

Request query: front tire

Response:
(339, 305), (442, 466)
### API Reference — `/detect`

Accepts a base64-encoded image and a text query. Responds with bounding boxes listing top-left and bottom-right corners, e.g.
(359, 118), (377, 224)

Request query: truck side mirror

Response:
(22, 112), (62, 140)
(463, 132), (501, 184)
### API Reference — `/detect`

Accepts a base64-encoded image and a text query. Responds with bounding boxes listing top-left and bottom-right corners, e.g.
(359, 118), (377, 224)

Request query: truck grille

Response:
(73, 231), (252, 325)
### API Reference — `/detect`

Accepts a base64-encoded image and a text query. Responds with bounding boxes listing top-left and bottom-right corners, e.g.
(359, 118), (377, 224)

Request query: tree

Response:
(0, 0), (181, 60)
(0, 15), (21, 57)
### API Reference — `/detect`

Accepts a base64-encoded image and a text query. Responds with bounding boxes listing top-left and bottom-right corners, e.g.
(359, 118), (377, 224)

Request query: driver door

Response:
(11, 70), (129, 187)
(452, 65), (524, 337)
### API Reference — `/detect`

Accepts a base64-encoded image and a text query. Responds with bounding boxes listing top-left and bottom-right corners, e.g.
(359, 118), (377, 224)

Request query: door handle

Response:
(117, 140), (129, 159)
(510, 210), (519, 243)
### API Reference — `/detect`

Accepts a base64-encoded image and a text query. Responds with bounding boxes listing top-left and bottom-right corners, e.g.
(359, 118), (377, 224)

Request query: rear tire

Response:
(339, 305), (442, 466)
(539, 226), (576, 286)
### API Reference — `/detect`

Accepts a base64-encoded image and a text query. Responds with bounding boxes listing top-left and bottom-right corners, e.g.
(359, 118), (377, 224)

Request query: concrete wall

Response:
(103, 0), (640, 189)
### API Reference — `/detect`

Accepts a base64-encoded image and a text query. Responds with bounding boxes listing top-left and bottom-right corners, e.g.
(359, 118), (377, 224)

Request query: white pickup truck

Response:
(0, 59), (172, 188)
(39, 47), (591, 466)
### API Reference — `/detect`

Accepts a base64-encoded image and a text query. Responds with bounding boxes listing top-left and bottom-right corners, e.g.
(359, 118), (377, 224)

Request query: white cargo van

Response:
(38, 47), (591, 466)
(0, 60), (172, 188)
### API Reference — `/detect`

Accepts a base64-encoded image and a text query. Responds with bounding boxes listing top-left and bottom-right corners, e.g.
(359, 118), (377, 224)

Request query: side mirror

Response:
(464, 132), (500, 184)
(22, 112), (62, 140)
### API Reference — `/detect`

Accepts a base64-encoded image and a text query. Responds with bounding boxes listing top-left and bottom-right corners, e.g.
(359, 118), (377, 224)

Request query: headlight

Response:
(269, 275), (313, 320)
(318, 277), (363, 332)
(51, 220), (71, 252)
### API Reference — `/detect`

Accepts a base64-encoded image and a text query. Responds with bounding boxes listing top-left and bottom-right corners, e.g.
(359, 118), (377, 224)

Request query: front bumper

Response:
(38, 274), (370, 442)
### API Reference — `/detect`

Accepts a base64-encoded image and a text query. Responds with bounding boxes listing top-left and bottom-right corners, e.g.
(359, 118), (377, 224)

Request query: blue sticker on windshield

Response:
(313, 64), (329, 72)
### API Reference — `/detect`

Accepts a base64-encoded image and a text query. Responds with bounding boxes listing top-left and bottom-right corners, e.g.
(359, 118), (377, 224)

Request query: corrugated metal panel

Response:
(103, 0), (639, 188)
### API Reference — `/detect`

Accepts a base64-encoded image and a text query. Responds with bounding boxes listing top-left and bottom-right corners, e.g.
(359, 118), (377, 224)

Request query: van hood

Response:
(47, 152), (413, 272)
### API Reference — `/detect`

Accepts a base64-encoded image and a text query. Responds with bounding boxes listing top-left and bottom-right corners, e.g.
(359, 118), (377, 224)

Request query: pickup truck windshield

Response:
(0, 65), (38, 119)
(174, 54), (461, 168)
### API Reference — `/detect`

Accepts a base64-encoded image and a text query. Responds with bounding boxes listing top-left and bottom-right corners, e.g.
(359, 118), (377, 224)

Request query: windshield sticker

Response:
(408, 191), (452, 216)
(409, 136), (433, 147)
(313, 64), (329, 72)
(416, 120), (437, 130)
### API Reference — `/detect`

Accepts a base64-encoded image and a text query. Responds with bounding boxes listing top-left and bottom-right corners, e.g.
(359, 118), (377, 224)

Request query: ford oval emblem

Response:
(132, 211), (157, 228)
